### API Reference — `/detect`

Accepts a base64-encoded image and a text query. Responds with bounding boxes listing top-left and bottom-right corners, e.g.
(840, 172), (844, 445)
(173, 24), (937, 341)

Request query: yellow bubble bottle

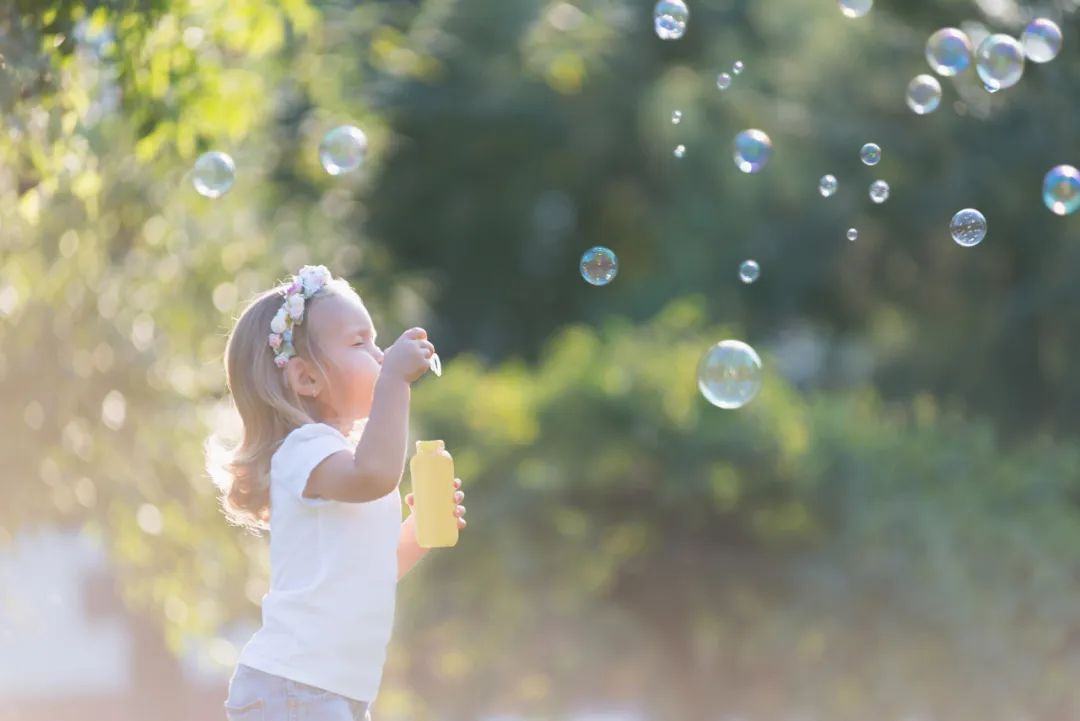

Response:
(409, 440), (459, 548)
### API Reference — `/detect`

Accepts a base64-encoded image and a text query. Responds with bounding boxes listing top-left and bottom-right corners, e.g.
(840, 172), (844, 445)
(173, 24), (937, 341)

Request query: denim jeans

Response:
(224, 664), (372, 721)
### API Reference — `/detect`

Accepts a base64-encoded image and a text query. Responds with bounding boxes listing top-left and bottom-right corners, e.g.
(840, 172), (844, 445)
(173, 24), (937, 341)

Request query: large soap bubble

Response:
(698, 340), (763, 409)
(976, 34), (1025, 90)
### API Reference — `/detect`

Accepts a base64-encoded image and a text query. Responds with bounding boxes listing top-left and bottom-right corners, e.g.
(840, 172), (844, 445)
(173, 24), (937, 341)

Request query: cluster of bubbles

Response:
(651, 2), (1072, 410)
(921, 19), (1062, 100)
(716, 60), (744, 91)
(192, 125), (368, 198)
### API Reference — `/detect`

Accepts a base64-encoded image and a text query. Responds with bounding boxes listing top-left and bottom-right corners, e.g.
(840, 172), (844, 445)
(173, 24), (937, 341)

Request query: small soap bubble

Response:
(1043, 165), (1080, 216)
(732, 60), (745, 75)
(906, 74), (942, 114)
(716, 72), (733, 90)
(428, 353), (442, 377)
(860, 143), (881, 166)
(671, 110), (683, 124)
(838, 0), (873, 19)
(698, 340), (763, 409)
(976, 34), (1025, 90)
(926, 28), (973, 76)
(674, 144), (687, 158)
(869, 179), (890, 204)
(580, 246), (618, 285)
(847, 228), (859, 241)
(320, 125), (368, 175)
(739, 260), (760, 284)
(654, 0), (689, 40)
(1021, 18), (1063, 63)
(733, 129), (772, 174)
(192, 151), (235, 198)
(950, 208), (987, 247)
(819, 174), (838, 198)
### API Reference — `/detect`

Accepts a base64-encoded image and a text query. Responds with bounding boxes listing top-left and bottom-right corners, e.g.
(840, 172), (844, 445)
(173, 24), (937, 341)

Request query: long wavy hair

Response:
(204, 274), (363, 536)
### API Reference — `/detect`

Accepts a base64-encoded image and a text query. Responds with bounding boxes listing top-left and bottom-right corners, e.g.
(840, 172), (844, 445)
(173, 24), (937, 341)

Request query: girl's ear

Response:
(285, 357), (323, 398)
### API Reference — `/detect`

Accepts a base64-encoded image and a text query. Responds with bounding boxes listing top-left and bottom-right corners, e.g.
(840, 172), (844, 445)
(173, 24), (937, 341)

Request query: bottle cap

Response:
(416, 440), (445, 453)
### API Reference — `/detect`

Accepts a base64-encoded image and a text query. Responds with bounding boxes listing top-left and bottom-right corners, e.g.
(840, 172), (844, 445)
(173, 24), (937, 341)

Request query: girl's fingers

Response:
(405, 493), (414, 505)
(454, 491), (464, 502)
(453, 478), (462, 489)
(457, 518), (467, 529)
(455, 505), (466, 517)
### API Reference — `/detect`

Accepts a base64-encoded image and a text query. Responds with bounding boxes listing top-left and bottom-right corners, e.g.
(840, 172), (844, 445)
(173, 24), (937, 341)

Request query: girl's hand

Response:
(405, 478), (467, 530)
(382, 328), (436, 384)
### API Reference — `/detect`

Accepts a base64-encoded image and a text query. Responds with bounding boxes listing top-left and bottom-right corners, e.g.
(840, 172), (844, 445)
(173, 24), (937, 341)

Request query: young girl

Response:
(206, 265), (468, 721)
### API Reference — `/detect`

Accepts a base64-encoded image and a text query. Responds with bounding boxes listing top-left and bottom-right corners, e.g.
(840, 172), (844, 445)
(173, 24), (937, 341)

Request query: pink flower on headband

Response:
(274, 354), (290, 368)
(268, 333), (283, 351)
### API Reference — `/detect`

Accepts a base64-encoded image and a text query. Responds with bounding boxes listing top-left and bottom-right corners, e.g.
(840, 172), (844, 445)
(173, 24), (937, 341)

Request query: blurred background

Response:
(1, 0), (1079, 719)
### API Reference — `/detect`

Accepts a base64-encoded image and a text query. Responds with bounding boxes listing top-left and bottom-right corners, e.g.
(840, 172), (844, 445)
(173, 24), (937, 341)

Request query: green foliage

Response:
(397, 298), (1080, 719)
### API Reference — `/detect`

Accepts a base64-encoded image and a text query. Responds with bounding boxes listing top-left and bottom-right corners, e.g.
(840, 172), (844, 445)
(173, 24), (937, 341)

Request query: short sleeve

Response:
(271, 423), (353, 508)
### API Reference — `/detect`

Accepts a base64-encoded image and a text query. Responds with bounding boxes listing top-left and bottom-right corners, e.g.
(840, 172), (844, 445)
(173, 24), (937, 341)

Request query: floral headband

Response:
(268, 265), (333, 368)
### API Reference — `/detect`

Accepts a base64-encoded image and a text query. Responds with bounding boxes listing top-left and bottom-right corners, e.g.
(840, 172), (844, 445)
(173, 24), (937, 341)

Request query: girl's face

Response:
(306, 292), (384, 424)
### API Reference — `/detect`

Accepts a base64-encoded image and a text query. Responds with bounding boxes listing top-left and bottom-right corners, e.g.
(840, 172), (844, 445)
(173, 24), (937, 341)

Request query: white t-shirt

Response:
(237, 422), (402, 703)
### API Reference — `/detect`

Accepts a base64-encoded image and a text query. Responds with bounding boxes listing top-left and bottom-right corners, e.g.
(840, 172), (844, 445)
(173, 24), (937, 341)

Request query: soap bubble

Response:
(716, 72), (733, 90)
(838, 0), (873, 19)
(674, 144), (687, 159)
(1043, 165), (1080, 216)
(739, 260), (760, 284)
(869, 180), (890, 204)
(654, 0), (689, 40)
(428, 353), (442, 377)
(733, 129), (772, 174)
(860, 142), (881, 166)
(580, 246), (618, 285)
(926, 28), (973, 76)
(192, 151), (235, 198)
(319, 125), (368, 176)
(976, 34), (1025, 90)
(671, 110), (683, 124)
(732, 60), (745, 75)
(819, 174), (838, 198)
(1021, 19), (1062, 63)
(950, 208), (987, 247)
(906, 74), (942, 114)
(698, 340), (763, 409)
(847, 228), (859, 241)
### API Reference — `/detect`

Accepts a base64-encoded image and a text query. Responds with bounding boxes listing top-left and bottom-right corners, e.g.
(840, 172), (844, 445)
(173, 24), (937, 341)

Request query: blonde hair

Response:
(205, 273), (361, 536)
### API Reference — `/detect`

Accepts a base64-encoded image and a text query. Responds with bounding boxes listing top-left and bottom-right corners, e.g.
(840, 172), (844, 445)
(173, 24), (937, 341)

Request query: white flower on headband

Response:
(286, 294), (305, 321)
(270, 309), (288, 334)
(268, 264), (333, 367)
(299, 265), (332, 296)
